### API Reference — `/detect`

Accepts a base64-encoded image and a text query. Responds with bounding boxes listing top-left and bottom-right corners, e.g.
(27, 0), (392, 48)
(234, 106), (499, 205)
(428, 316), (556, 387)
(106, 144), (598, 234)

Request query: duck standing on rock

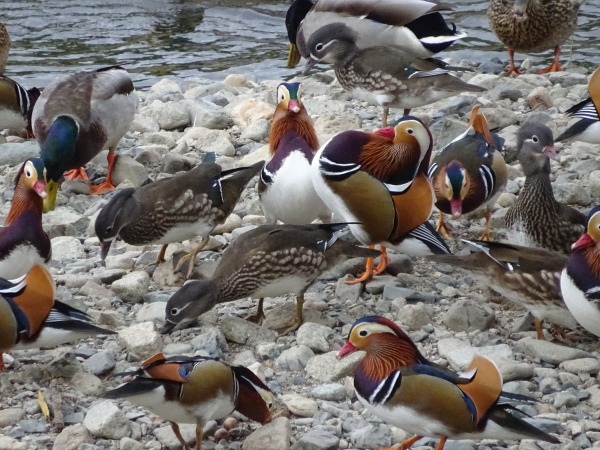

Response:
(312, 116), (450, 285)
(505, 122), (585, 254)
(0, 264), (116, 372)
(338, 315), (560, 449)
(31, 65), (139, 211)
(429, 105), (507, 241)
(556, 67), (600, 145)
(258, 82), (331, 224)
(95, 154), (263, 278)
(103, 353), (274, 450)
(162, 223), (380, 334)
(0, 158), (51, 279)
(488, 0), (586, 75)
(561, 205), (600, 338)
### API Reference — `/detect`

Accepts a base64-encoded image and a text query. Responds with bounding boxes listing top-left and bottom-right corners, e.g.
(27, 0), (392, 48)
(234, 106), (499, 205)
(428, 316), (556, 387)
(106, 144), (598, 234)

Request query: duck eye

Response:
(359, 330), (368, 337)
(407, 128), (414, 135)
(170, 308), (179, 316)
(315, 42), (324, 52)
(25, 170), (33, 177)
(532, 135), (539, 143)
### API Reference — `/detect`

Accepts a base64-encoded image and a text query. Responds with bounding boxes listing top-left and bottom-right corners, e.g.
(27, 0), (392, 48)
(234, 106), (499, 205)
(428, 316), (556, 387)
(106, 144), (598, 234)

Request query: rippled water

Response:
(2, 0), (599, 89)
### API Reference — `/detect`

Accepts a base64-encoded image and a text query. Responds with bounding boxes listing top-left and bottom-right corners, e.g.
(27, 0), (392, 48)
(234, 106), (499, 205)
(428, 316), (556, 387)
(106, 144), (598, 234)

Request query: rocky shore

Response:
(1, 59), (600, 450)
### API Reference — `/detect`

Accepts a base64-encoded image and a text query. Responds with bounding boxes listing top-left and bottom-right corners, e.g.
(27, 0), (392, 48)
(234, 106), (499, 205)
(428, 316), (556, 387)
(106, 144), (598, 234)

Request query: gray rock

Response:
(136, 301), (167, 326)
(311, 383), (347, 401)
(553, 392), (579, 408)
(276, 345), (315, 371)
(119, 437), (146, 450)
(82, 400), (131, 439)
(0, 436), (27, 450)
(153, 423), (196, 449)
(437, 338), (514, 371)
(305, 351), (362, 382)
(516, 338), (591, 365)
(0, 408), (25, 427)
(241, 118), (270, 141)
(559, 358), (600, 374)
(0, 140), (39, 166)
(219, 315), (278, 345)
(189, 326), (230, 358)
(242, 417), (291, 450)
(553, 182), (592, 206)
(350, 424), (392, 448)
(395, 304), (431, 330)
(144, 100), (190, 130)
(112, 155), (149, 187)
(443, 299), (495, 332)
(82, 351), (116, 376)
(335, 277), (363, 302)
(292, 426), (340, 450)
(161, 153), (195, 173)
(111, 271), (150, 303)
(281, 393), (318, 417)
(51, 236), (86, 260)
(130, 114), (160, 133)
(70, 371), (104, 396)
(118, 321), (163, 359)
(52, 423), (93, 450)
(296, 323), (334, 353)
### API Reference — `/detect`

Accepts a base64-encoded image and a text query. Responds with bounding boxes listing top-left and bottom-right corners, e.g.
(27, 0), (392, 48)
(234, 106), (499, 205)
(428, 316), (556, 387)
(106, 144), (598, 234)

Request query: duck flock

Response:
(1, 0), (600, 449)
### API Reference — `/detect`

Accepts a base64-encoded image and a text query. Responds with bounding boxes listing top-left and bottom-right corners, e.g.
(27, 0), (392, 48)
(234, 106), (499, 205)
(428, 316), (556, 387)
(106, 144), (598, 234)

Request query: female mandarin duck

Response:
(0, 23), (9, 75)
(285, 0), (315, 68)
(258, 82), (331, 225)
(312, 116), (450, 285)
(162, 223), (379, 334)
(505, 123), (585, 254)
(432, 239), (577, 340)
(103, 352), (274, 450)
(338, 316), (560, 449)
(488, 0), (586, 75)
(429, 106), (507, 241)
(556, 67), (600, 145)
(0, 158), (51, 279)
(31, 65), (139, 211)
(561, 205), (600, 338)
(0, 264), (115, 372)
(95, 153), (262, 278)
(295, 0), (466, 62)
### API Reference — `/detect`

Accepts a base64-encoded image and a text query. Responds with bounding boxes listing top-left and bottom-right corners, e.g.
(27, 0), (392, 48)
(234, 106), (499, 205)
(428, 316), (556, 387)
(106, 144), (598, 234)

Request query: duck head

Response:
(162, 280), (219, 334)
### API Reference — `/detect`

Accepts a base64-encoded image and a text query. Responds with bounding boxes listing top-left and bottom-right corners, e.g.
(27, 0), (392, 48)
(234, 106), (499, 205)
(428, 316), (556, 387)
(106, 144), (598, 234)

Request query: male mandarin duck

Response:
(103, 353), (274, 450)
(301, 25), (484, 126)
(312, 116), (450, 285)
(0, 23), (9, 75)
(505, 123), (585, 254)
(0, 76), (40, 136)
(560, 205), (600, 338)
(162, 223), (380, 334)
(95, 154), (262, 278)
(31, 65), (139, 211)
(429, 105), (507, 241)
(431, 239), (577, 340)
(338, 316), (560, 449)
(258, 82), (331, 224)
(487, 0), (586, 75)
(295, 0), (466, 62)
(0, 264), (115, 372)
(0, 158), (51, 279)
(285, 0), (315, 68)
(556, 67), (600, 145)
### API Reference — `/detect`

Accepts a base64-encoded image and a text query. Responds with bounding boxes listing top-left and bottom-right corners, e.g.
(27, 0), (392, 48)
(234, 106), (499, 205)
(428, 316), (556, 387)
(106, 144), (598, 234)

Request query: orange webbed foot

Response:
(64, 167), (89, 182)
(373, 247), (390, 275)
(88, 180), (116, 195)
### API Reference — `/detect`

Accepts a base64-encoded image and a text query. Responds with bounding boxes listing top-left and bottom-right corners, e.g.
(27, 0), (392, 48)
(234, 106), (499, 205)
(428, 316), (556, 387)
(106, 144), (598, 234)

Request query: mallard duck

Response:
(285, 0), (315, 68)
(258, 82), (331, 224)
(95, 155), (262, 278)
(162, 223), (379, 334)
(429, 105), (507, 241)
(556, 67), (600, 144)
(312, 116), (450, 284)
(0, 23), (9, 75)
(103, 353), (274, 450)
(339, 315), (560, 449)
(560, 205), (600, 338)
(487, 0), (586, 75)
(0, 158), (50, 279)
(31, 65), (139, 211)
(505, 122), (585, 253)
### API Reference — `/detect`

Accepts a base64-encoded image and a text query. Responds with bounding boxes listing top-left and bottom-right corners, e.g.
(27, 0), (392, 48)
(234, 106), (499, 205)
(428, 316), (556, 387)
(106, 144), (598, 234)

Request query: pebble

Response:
(281, 393), (318, 417)
(296, 322), (334, 353)
(443, 299), (495, 332)
(53, 424), (93, 450)
(118, 321), (163, 359)
(517, 338), (592, 365)
(242, 417), (291, 450)
(111, 271), (151, 303)
(82, 400), (131, 439)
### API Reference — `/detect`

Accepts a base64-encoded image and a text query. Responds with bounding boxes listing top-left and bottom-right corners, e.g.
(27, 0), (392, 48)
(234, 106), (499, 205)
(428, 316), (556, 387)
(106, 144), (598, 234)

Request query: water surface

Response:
(2, 0), (599, 89)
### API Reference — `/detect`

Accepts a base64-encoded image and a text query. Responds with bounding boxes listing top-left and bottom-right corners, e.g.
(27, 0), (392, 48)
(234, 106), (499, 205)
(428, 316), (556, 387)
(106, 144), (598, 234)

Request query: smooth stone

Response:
(275, 345), (315, 371)
(0, 436), (27, 450)
(153, 423), (196, 449)
(219, 315), (278, 345)
(53, 423), (93, 450)
(119, 437), (146, 450)
(183, 98), (230, 129)
(559, 358), (600, 374)
(70, 371), (104, 396)
(51, 236), (86, 260)
(438, 338), (514, 371)
(242, 417), (291, 450)
(349, 424), (392, 448)
(335, 277), (363, 302)
(395, 304), (431, 331)
(112, 154), (148, 187)
(311, 384), (347, 401)
(82, 351), (116, 376)
(0, 408), (25, 427)
(0, 140), (39, 166)
(305, 351), (363, 382)
(296, 322), (334, 353)
(291, 426), (340, 450)
(189, 326), (230, 358)
(82, 400), (131, 439)
(281, 393), (318, 417)
(111, 271), (150, 303)
(118, 321), (163, 359)
(443, 299), (495, 332)
(517, 338), (591, 365)
(240, 118), (270, 141)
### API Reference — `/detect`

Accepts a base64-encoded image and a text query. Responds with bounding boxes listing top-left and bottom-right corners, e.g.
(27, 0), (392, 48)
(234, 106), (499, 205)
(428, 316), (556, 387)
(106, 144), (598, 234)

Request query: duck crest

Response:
(12, 265), (55, 339)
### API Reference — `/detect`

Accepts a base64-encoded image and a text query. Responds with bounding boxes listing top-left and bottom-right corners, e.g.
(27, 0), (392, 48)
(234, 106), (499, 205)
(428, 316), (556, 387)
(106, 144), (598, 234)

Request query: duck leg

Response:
(174, 236), (210, 278)
(382, 107), (389, 127)
(142, 244), (169, 271)
(535, 318), (546, 340)
(435, 436), (448, 450)
(194, 423), (203, 450)
(479, 210), (493, 241)
(346, 246), (377, 285)
(436, 212), (454, 240)
(170, 422), (191, 450)
(0, 353), (4, 373)
(245, 298), (266, 325)
(373, 246), (391, 275)
(506, 49), (522, 76)
(377, 435), (423, 449)
(539, 47), (564, 74)
(63, 167), (90, 182)
(89, 148), (117, 194)
(277, 294), (305, 335)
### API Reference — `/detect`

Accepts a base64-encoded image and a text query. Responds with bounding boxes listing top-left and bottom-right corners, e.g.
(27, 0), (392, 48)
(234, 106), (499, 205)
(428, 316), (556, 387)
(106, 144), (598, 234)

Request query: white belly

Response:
(0, 108), (27, 130)
(0, 246), (45, 280)
(253, 274), (311, 298)
(154, 220), (216, 245)
(576, 121), (600, 144)
(560, 270), (600, 337)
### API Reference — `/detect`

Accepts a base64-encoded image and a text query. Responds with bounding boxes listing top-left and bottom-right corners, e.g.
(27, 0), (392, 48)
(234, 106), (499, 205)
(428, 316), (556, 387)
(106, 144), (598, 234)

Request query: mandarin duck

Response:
(0, 76), (40, 136)
(0, 23), (9, 75)
(95, 155), (262, 278)
(556, 67), (600, 145)
(560, 205), (600, 338)
(295, 0), (466, 63)
(258, 82), (331, 225)
(31, 65), (139, 211)
(285, 0), (315, 68)
(505, 123), (585, 254)
(302, 25), (485, 126)
(488, 0), (586, 75)
(162, 223), (380, 334)
(431, 239), (577, 340)
(103, 353), (274, 450)
(312, 116), (450, 285)
(339, 316), (560, 449)
(0, 264), (115, 372)
(429, 105), (507, 241)
(0, 158), (51, 279)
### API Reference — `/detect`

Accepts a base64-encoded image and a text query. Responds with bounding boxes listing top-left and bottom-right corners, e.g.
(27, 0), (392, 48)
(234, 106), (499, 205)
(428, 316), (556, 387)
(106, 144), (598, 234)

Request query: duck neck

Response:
(269, 109), (318, 154)
(521, 172), (557, 208)
(361, 334), (421, 380)
(40, 115), (78, 181)
(6, 179), (43, 226)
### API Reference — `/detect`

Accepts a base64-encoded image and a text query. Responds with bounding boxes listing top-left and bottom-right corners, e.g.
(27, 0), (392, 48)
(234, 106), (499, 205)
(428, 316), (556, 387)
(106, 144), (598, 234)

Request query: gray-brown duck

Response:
(505, 123), (585, 253)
